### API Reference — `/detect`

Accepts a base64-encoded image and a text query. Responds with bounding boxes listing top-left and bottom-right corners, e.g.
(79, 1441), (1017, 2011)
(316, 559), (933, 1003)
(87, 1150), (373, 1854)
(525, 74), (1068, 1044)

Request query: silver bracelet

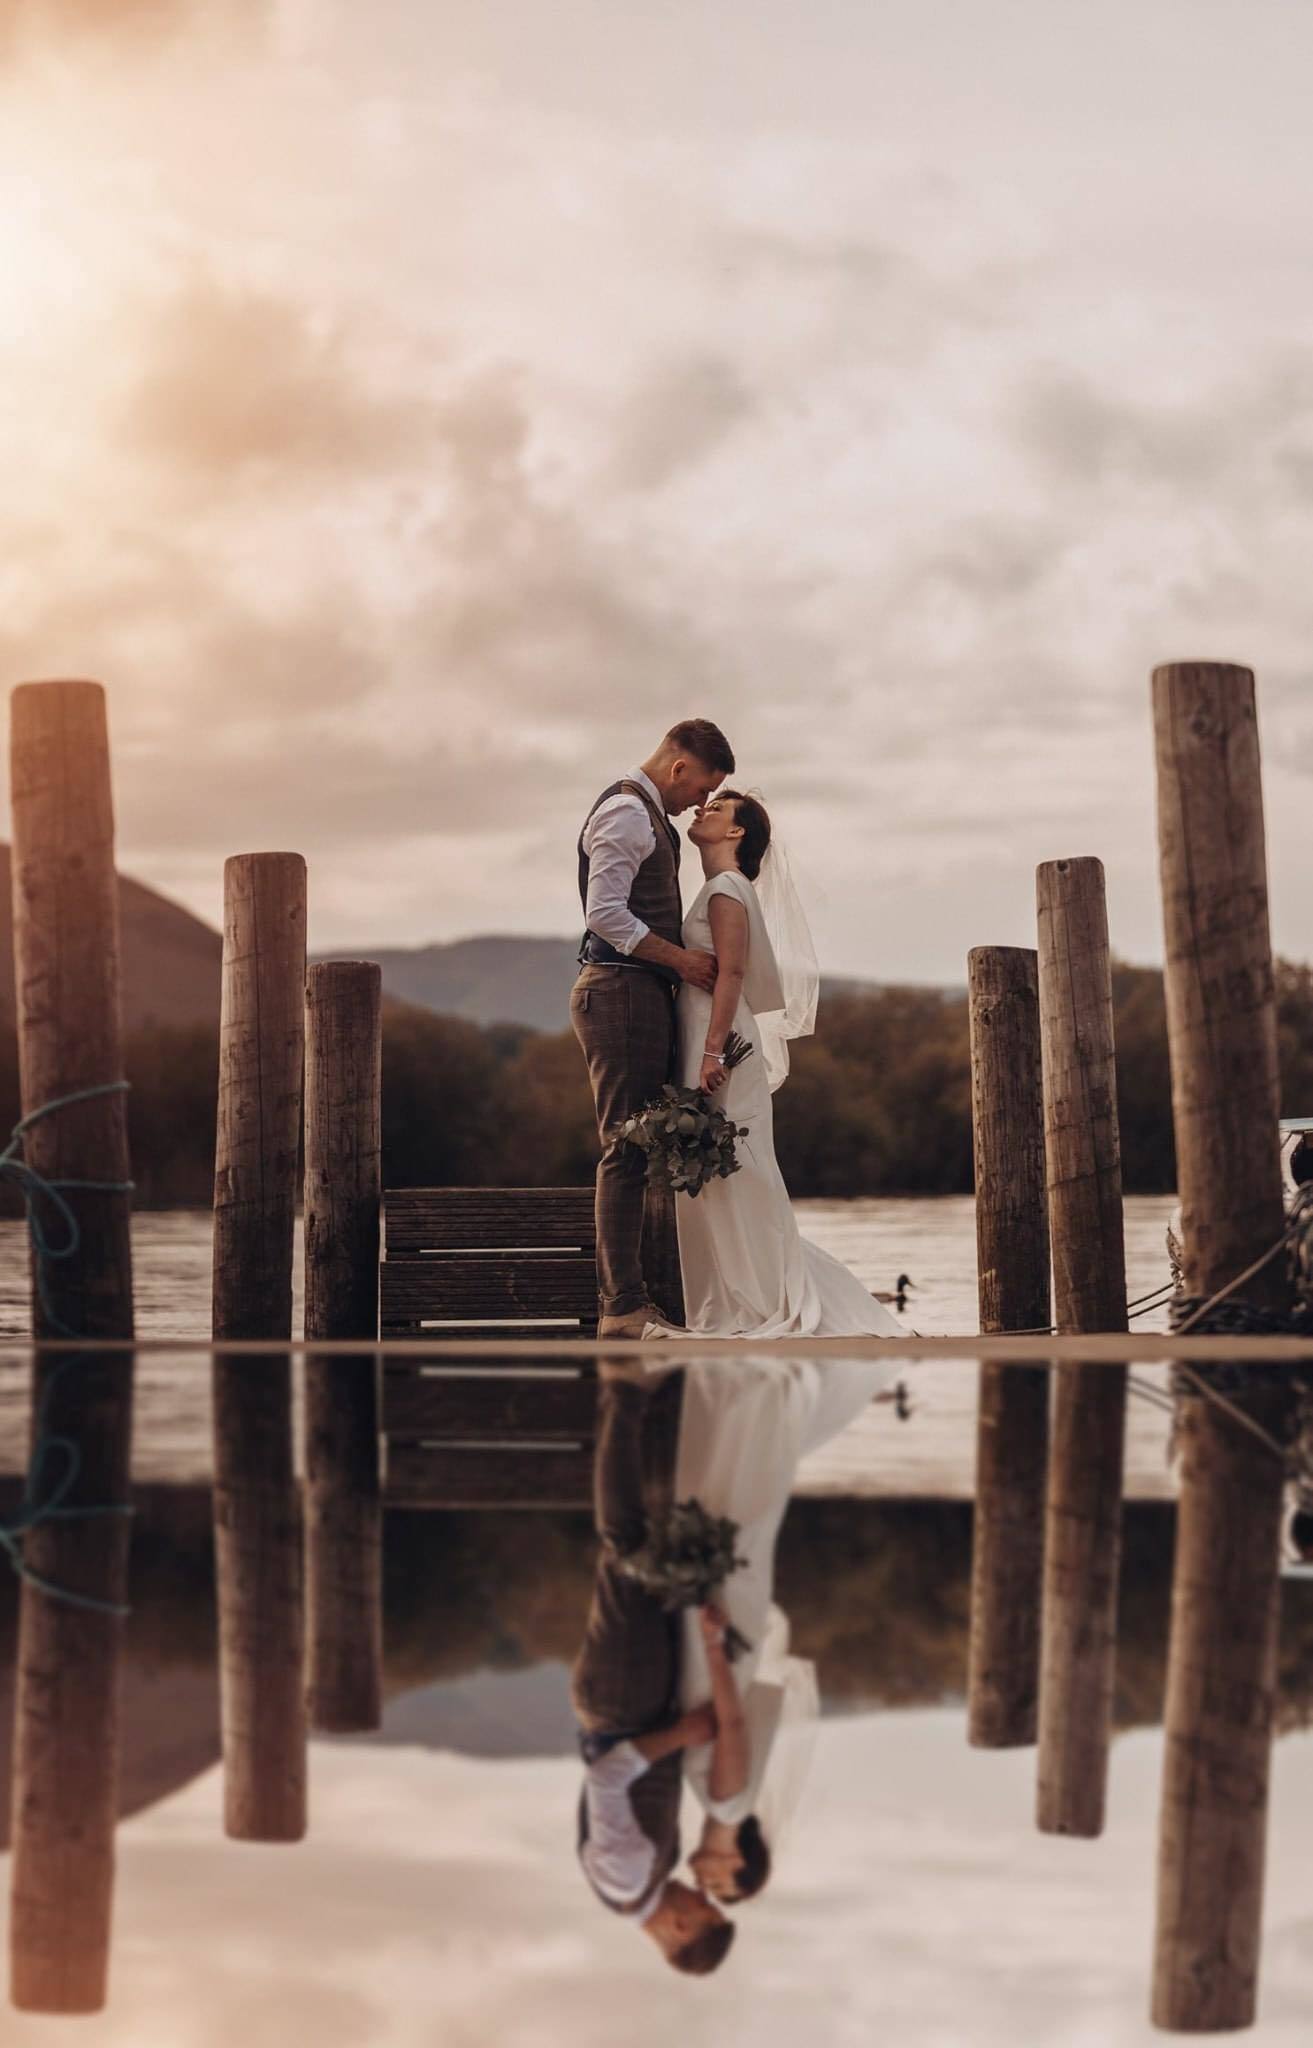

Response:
(704, 1050), (726, 1063)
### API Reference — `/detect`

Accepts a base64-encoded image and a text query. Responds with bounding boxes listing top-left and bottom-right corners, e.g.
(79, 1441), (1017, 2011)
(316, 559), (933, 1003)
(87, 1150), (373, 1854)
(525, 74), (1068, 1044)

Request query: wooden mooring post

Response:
(966, 946), (1050, 1748)
(1150, 664), (1291, 2033)
(8, 680), (135, 2013)
(211, 853), (307, 1840)
(1035, 856), (1129, 1837)
(304, 961), (383, 1732)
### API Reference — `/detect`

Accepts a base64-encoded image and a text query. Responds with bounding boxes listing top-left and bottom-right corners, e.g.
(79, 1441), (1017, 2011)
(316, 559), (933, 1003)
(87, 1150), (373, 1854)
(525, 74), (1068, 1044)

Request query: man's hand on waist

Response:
(679, 948), (718, 994)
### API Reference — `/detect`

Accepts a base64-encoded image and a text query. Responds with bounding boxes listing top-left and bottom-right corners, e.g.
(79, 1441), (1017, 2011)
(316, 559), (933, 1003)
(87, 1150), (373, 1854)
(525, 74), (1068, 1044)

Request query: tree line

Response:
(2, 958), (1311, 1208)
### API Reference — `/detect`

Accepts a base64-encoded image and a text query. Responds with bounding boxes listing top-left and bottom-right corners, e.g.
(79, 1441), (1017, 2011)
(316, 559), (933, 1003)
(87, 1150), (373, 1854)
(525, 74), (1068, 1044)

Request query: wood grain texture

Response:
(385, 1442), (595, 1508)
(384, 1372), (596, 1440)
(211, 852), (307, 1843)
(1150, 662), (1289, 2033)
(304, 961), (383, 1734)
(381, 1255), (599, 1320)
(8, 680), (135, 2015)
(384, 1187), (596, 1251)
(966, 946), (1050, 1751)
(1035, 857), (1128, 1839)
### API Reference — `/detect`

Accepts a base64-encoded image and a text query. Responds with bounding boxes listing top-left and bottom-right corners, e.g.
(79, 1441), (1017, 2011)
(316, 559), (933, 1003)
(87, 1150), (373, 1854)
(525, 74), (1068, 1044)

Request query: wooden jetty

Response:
(1035, 854), (1129, 1839)
(3, 666), (1310, 2034)
(966, 945), (1049, 1750)
(211, 852), (307, 1843)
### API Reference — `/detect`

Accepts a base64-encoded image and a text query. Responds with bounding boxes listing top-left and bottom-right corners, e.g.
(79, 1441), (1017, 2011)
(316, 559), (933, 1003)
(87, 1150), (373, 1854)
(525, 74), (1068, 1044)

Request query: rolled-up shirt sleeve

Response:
(582, 797), (658, 956)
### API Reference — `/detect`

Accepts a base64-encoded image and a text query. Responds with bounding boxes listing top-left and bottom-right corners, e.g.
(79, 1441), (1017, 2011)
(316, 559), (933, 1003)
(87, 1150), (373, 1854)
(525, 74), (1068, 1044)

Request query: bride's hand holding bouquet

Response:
(617, 1031), (755, 1198)
(699, 1049), (729, 1094)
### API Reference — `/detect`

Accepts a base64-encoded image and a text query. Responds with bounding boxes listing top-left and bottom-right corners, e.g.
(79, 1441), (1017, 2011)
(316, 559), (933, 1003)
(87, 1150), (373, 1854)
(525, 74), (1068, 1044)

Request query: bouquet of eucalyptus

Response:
(618, 1498), (753, 1660)
(618, 1030), (755, 1197)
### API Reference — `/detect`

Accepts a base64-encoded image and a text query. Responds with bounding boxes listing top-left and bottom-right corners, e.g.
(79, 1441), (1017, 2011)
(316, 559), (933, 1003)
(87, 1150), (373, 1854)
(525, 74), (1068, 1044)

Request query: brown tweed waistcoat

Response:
(577, 778), (683, 973)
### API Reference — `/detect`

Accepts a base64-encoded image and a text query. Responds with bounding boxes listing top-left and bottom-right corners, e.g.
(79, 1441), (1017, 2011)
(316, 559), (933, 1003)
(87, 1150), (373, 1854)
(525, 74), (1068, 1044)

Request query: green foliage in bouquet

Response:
(617, 1030), (755, 1197)
(617, 1498), (752, 1659)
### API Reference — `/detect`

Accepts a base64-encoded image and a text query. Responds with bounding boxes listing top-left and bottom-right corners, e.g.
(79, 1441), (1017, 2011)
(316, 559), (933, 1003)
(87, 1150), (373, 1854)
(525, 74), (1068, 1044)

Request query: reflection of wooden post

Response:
(211, 852), (306, 1841)
(1151, 664), (1290, 2033)
(8, 680), (135, 2014)
(1035, 857), (1128, 1837)
(966, 947), (1050, 1749)
(304, 962), (383, 1733)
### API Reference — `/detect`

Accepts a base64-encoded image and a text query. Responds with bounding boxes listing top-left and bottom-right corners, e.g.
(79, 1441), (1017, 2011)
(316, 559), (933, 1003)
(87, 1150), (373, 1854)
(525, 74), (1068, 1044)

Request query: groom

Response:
(571, 718), (735, 1337)
(573, 1365), (737, 1973)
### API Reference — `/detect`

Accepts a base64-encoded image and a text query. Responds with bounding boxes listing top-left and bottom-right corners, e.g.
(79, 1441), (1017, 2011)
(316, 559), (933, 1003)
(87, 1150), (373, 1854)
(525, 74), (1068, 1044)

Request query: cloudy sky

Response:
(1, 0), (1311, 981)
(4, 1710), (1313, 2045)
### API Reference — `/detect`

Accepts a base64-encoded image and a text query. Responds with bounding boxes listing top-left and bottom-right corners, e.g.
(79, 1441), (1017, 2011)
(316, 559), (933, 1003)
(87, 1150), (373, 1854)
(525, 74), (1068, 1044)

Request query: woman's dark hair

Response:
(718, 790), (771, 882)
(672, 1918), (736, 1975)
(666, 718), (735, 776)
(1290, 1506), (1313, 1560)
(730, 1815), (772, 1900)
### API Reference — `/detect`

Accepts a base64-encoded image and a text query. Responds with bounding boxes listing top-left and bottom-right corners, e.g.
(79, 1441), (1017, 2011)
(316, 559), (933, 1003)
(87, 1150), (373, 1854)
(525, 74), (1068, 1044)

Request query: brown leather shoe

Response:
(598, 1308), (651, 1339)
(638, 1310), (688, 1340)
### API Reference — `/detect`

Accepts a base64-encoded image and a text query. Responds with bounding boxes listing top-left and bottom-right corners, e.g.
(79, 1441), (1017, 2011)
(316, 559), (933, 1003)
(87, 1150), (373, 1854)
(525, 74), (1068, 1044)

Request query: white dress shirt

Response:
(580, 766), (668, 958)
(579, 1740), (663, 1923)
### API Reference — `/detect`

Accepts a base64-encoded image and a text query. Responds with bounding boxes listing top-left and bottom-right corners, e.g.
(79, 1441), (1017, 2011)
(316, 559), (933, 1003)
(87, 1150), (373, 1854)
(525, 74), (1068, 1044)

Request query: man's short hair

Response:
(671, 1917), (736, 1975)
(665, 719), (735, 775)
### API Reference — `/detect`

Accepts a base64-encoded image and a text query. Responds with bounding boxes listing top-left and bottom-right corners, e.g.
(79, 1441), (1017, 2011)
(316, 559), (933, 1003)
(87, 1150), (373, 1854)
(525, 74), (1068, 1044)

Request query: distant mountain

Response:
(311, 933), (927, 1032)
(311, 934), (585, 1033)
(0, 840), (947, 1043)
(0, 843), (222, 1033)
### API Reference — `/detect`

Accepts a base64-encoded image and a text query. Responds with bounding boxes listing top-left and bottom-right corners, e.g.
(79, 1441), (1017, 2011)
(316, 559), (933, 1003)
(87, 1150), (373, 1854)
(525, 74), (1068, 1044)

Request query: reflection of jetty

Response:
(4, 670), (1312, 2031)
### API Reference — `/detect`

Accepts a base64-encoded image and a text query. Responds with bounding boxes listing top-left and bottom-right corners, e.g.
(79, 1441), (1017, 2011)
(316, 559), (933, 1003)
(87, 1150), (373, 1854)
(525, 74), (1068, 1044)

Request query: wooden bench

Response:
(380, 1186), (599, 1507)
(379, 1186), (683, 1511)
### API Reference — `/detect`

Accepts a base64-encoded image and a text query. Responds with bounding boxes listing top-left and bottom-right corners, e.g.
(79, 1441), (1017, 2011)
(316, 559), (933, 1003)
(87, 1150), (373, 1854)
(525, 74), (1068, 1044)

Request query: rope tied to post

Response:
(0, 1080), (137, 1617)
(1167, 1183), (1313, 1476)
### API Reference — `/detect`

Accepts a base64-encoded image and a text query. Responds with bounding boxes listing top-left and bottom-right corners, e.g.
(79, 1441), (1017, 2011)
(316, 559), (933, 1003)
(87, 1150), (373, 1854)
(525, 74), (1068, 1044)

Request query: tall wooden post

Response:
(7, 681), (135, 2013)
(1035, 857), (1129, 1837)
(1151, 664), (1290, 2032)
(966, 947), (1051, 1748)
(211, 852), (307, 1840)
(304, 961), (383, 1733)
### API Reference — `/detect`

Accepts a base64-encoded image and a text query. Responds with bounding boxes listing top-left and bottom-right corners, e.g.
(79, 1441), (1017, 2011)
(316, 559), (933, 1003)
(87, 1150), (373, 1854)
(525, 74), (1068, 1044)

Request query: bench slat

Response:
(379, 1323), (597, 1342)
(385, 1443), (594, 1508)
(385, 1188), (596, 1252)
(381, 1255), (598, 1320)
(384, 1373), (597, 1439)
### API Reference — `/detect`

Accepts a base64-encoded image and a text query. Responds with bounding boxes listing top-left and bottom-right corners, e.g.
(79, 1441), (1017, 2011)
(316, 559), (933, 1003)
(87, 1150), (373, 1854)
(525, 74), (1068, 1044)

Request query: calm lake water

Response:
(3, 1197), (1312, 2048)
(0, 1196), (1182, 1496)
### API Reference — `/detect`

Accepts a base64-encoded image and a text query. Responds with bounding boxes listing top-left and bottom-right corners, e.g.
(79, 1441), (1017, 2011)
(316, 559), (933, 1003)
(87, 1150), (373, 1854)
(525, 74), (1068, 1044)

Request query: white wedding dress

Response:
(670, 869), (908, 1344)
(675, 1350), (892, 1845)
(662, 867), (906, 1844)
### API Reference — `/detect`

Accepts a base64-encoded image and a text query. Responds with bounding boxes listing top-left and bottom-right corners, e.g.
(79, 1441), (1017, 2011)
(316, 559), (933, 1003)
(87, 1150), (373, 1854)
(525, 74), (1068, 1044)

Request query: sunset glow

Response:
(0, 1), (1311, 982)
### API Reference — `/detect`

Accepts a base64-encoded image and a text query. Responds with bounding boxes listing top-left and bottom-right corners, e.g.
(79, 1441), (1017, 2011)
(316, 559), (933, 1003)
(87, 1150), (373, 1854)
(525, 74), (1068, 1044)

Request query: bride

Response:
(648, 788), (908, 1346)
(643, 791), (908, 1888)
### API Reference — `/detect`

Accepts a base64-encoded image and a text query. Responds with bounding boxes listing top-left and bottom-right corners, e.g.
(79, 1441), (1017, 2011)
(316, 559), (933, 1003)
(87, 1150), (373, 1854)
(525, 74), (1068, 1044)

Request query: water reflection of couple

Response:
(573, 1351), (895, 1971)
(569, 718), (905, 1967)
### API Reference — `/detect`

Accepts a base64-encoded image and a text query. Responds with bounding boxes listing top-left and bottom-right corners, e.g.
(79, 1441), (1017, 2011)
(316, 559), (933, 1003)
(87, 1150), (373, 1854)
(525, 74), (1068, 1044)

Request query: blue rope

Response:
(0, 1080), (137, 1617)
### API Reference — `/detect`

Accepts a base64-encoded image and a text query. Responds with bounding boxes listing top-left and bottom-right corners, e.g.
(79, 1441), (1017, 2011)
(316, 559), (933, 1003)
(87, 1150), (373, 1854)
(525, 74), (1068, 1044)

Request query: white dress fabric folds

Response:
(674, 1351), (891, 1845)
(672, 870), (907, 1346)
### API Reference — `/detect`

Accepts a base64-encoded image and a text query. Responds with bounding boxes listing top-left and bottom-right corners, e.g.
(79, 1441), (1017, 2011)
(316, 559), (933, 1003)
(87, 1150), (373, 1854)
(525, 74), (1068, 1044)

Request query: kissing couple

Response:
(568, 720), (907, 1968)
(570, 715), (910, 1347)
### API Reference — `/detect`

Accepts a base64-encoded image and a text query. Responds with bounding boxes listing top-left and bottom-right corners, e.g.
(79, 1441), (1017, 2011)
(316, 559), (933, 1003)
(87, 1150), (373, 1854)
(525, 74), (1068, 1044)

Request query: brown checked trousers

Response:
(569, 963), (676, 1320)
(570, 1379), (680, 1737)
